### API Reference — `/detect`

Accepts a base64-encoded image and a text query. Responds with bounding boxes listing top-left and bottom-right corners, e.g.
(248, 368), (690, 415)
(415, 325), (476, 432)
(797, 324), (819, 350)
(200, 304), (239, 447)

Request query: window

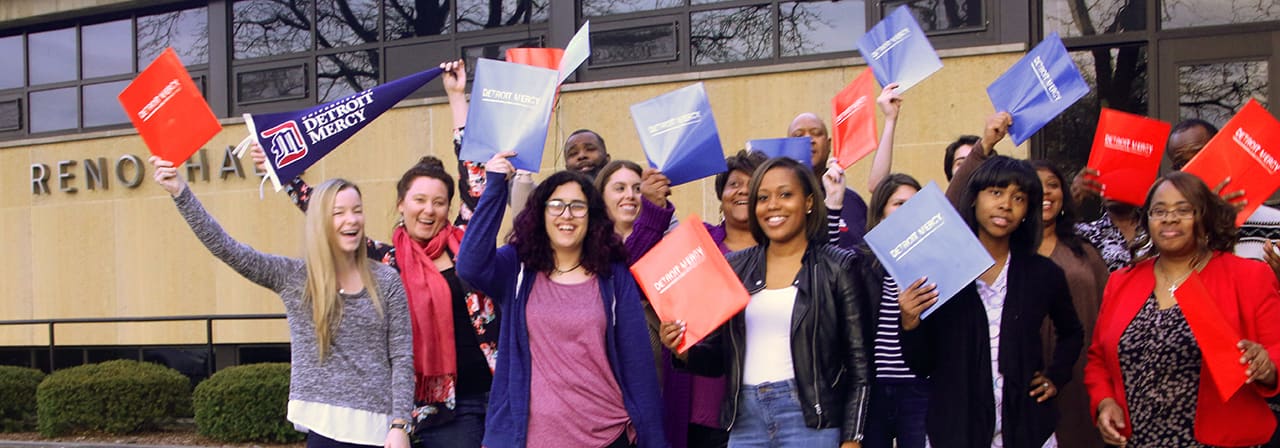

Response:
(1162, 0), (1280, 29)
(28, 28), (77, 85)
(82, 20), (134, 78)
(0, 36), (24, 89)
(137, 8), (209, 66)
(883, 0), (984, 34)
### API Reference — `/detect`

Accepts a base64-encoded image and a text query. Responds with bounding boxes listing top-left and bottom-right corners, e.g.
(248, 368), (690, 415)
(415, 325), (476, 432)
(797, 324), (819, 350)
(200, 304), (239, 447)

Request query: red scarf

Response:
(393, 224), (463, 403)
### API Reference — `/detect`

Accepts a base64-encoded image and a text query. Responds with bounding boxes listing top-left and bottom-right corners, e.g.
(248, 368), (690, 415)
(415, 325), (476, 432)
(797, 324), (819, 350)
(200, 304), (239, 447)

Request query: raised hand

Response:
(149, 156), (187, 197)
(640, 168), (672, 208)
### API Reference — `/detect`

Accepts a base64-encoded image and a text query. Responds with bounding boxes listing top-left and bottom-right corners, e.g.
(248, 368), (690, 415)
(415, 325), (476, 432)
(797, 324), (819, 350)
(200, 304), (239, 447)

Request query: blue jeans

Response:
(729, 379), (841, 447)
(862, 381), (929, 448)
(415, 393), (488, 448)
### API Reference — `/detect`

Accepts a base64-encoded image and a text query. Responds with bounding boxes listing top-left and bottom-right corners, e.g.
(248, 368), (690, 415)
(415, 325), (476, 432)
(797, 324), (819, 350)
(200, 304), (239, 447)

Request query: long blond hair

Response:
(303, 179), (383, 360)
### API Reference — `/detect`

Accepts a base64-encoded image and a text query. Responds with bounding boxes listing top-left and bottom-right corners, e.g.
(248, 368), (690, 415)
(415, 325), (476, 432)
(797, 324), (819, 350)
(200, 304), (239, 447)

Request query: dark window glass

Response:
(30, 87), (78, 132)
(239, 345), (291, 364)
(0, 349), (33, 368)
(457, 0), (549, 32)
(461, 38), (543, 74)
(142, 347), (209, 382)
(1178, 60), (1268, 126)
(0, 99), (21, 131)
(691, 5), (774, 65)
(317, 50), (379, 102)
(83, 80), (131, 127)
(779, 0), (863, 57)
(237, 65), (308, 103)
(53, 348), (84, 370)
(233, 0), (313, 59)
(0, 36), (24, 89)
(581, 0), (683, 17)
(29, 28), (77, 85)
(386, 0), (451, 39)
(1038, 46), (1148, 220)
(884, 0), (983, 34)
(82, 19), (134, 78)
(317, 0), (380, 49)
(590, 24), (678, 67)
(1043, 0), (1143, 37)
(138, 7), (209, 66)
(1163, 1), (1280, 29)
(86, 348), (139, 363)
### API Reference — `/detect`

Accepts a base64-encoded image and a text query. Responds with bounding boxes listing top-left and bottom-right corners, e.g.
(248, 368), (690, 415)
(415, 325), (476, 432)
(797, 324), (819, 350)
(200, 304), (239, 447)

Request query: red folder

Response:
(830, 69), (878, 168)
(1175, 272), (1247, 400)
(630, 215), (750, 353)
(117, 47), (221, 166)
(1084, 108), (1171, 206)
(505, 48), (564, 70)
(1182, 99), (1280, 226)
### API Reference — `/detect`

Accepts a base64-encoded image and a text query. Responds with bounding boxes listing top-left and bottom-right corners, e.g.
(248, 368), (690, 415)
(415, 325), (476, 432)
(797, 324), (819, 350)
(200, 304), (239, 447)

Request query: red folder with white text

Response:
(1182, 100), (1280, 226)
(118, 47), (221, 166)
(1085, 108), (1170, 206)
(630, 215), (750, 353)
(830, 69), (878, 168)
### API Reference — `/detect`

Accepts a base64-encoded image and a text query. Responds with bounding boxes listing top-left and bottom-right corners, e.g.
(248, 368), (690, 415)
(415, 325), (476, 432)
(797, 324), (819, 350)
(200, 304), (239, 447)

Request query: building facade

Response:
(0, 0), (1275, 379)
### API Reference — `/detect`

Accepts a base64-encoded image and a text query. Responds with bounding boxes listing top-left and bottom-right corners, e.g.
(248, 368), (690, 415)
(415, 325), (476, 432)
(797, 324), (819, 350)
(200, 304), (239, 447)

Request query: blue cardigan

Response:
(457, 172), (667, 448)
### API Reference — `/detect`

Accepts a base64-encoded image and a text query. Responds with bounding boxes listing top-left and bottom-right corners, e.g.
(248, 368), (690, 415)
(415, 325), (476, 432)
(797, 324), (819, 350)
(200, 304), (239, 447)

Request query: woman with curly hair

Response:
(1085, 171), (1280, 447)
(457, 152), (664, 448)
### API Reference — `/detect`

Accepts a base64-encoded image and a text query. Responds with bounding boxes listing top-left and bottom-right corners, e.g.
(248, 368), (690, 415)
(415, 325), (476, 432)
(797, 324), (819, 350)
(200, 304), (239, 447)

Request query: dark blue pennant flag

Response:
(458, 58), (559, 172)
(987, 32), (1089, 146)
(630, 83), (727, 185)
(864, 182), (994, 319)
(245, 67), (443, 191)
(747, 137), (812, 167)
(857, 5), (943, 92)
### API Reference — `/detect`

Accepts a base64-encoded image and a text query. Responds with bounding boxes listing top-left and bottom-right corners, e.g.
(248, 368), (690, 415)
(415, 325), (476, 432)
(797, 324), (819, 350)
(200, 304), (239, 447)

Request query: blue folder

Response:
(864, 182), (994, 319)
(630, 83), (728, 185)
(747, 137), (813, 167)
(459, 58), (559, 172)
(857, 5), (943, 92)
(987, 33), (1089, 146)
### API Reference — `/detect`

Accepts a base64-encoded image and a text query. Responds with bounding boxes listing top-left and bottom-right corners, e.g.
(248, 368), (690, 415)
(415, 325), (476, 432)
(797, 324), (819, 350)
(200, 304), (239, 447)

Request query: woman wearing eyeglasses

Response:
(456, 152), (665, 448)
(1085, 171), (1280, 447)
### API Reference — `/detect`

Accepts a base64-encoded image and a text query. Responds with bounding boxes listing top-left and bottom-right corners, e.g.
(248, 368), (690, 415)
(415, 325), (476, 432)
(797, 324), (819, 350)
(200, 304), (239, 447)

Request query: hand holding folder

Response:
(1182, 99), (1280, 226)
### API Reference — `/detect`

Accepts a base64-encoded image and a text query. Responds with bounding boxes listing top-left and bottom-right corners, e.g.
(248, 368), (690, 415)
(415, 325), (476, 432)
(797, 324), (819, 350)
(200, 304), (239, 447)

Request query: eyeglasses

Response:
(546, 200), (589, 218)
(1147, 207), (1195, 220)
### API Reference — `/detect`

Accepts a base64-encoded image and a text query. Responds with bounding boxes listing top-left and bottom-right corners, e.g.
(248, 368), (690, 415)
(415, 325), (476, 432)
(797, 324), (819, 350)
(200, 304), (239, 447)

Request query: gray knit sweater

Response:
(174, 187), (414, 422)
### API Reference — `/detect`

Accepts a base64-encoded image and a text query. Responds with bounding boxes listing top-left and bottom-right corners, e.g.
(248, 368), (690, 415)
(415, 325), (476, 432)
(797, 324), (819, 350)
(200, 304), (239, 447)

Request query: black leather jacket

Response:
(680, 243), (870, 442)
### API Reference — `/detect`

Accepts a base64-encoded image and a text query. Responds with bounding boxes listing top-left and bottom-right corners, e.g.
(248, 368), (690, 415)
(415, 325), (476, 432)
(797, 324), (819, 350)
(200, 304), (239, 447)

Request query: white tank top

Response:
(742, 286), (797, 385)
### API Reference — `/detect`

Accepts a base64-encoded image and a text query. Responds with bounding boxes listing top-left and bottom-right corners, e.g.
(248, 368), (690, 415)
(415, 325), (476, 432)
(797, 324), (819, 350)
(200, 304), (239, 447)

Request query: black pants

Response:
(306, 431), (380, 448)
(606, 432), (637, 448)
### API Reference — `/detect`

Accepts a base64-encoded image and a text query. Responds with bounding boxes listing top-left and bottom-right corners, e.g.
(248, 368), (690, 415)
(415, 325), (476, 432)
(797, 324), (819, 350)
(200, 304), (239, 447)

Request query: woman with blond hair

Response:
(151, 157), (414, 448)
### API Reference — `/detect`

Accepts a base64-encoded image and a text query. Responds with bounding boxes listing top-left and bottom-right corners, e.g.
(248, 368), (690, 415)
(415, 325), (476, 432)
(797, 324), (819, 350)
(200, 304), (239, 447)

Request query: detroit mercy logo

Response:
(260, 121), (309, 168)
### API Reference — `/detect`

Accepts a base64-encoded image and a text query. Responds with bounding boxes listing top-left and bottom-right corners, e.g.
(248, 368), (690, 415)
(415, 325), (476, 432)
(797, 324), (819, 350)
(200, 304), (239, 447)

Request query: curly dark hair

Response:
(867, 173), (922, 230)
(395, 156), (454, 204)
(958, 156), (1044, 255)
(508, 170), (626, 277)
(1130, 171), (1237, 266)
(1028, 160), (1089, 258)
(747, 157), (829, 245)
(943, 135), (980, 181)
(715, 150), (769, 198)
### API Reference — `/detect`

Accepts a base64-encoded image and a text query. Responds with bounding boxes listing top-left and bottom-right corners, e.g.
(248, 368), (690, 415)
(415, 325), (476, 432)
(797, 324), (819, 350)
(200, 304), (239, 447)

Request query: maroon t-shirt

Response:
(526, 273), (633, 447)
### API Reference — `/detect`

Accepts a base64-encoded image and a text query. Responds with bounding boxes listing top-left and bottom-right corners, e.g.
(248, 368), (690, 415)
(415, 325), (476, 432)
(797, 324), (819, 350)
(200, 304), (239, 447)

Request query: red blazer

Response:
(1085, 252), (1280, 446)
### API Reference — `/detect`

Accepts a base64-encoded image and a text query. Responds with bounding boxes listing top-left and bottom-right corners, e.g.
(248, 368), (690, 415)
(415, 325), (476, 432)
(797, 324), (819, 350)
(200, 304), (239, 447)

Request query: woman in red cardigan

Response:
(1085, 171), (1280, 447)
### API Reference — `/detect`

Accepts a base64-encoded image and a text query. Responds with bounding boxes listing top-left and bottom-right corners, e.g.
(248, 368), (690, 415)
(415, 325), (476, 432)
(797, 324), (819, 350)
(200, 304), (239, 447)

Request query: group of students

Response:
(147, 59), (1280, 448)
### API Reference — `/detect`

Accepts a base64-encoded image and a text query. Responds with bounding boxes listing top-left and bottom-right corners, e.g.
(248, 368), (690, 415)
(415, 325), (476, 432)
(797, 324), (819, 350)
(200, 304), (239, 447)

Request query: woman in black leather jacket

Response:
(661, 157), (870, 447)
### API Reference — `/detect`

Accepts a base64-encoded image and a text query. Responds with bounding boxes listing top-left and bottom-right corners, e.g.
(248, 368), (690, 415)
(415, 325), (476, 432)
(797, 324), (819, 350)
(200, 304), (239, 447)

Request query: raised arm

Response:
(152, 157), (298, 293)
(866, 83), (902, 192)
(946, 112), (1010, 207)
(455, 152), (521, 303)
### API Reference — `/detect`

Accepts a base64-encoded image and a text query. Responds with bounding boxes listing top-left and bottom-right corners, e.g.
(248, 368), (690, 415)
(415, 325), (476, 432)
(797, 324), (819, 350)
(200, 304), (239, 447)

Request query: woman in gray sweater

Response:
(151, 157), (414, 448)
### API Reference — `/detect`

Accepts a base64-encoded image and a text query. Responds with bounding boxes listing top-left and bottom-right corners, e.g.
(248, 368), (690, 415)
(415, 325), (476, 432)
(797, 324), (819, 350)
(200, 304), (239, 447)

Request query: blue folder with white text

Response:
(459, 58), (559, 172)
(630, 83), (728, 185)
(747, 137), (812, 167)
(864, 182), (994, 319)
(856, 5), (943, 92)
(987, 32), (1089, 146)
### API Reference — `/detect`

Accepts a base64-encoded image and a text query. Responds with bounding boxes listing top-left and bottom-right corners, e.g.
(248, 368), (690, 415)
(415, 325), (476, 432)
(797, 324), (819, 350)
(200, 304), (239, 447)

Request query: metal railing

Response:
(0, 314), (286, 375)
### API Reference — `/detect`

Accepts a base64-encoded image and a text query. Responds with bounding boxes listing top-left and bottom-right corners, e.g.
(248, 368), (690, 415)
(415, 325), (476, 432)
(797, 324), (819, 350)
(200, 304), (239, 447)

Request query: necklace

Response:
(552, 262), (581, 275)
(1157, 257), (1200, 296)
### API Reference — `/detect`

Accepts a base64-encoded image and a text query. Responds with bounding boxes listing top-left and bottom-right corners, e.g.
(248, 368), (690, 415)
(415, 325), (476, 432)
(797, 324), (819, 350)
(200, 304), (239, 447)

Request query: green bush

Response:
(36, 360), (191, 437)
(0, 366), (45, 432)
(193, 363), (301, 443)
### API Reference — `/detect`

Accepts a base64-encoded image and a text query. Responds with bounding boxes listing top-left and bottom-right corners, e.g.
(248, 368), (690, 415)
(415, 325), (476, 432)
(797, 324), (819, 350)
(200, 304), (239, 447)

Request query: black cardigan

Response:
(900, 250), (1083, 448)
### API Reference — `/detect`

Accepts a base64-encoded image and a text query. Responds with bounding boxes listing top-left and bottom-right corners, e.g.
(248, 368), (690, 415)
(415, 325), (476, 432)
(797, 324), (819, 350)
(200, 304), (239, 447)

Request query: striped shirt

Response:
(873, 275), (917, 381)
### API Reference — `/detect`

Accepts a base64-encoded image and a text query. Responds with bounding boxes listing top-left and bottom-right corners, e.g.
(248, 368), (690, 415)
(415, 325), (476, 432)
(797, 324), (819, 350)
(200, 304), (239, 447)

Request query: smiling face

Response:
(331, 187), (365, 255)
(754, 167), (814, 244)
(882, 184), (918, 219)
(544, 182), (589, 252)
(1037, 168), (1063, 225)
(720, 169), (753, 227)
(788, 114), (831, 168)
(1147, 180), (1198, 257)
(397, 176), (450, 243)
(564, 132), (609, 176)
(602, 168), (642, 227)
(974, 184), (1028, 242)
